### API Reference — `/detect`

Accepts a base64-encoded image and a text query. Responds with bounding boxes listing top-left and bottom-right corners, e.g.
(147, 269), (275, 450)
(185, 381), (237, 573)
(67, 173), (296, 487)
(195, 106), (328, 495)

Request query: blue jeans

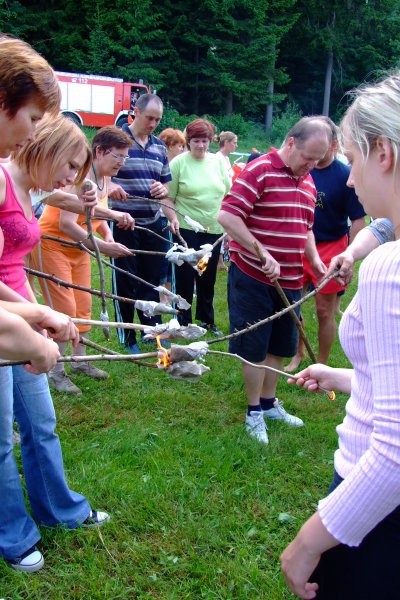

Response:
(0, 366), (90, 561)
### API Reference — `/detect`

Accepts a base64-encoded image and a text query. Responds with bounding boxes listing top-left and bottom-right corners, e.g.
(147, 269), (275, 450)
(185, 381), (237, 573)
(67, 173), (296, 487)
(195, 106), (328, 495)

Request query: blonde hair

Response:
(159, 128), (186, 149)
(215, 131), (237, 148)
(14, 114), (91, 188)
(0, 34), (60, 117)
(341, 73), (400, 168)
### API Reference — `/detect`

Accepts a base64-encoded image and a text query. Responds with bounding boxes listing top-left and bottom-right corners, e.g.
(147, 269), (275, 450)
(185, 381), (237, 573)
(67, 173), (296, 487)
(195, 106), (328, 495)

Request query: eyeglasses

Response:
(106, 150), (129, 163)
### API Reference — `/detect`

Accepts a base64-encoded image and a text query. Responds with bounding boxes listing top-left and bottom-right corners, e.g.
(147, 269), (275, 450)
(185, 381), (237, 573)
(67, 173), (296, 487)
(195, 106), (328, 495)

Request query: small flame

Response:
(196, 253), (210, 273)
(156, 335), (170, 368)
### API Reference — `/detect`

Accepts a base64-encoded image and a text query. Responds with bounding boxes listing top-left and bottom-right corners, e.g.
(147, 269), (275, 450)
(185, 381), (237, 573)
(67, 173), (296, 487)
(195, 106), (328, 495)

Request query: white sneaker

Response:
(263, 399), (304, 427)
(81, 509), (111, 528)
(7, 546), (44, 573)
(245, 411), (269, 444)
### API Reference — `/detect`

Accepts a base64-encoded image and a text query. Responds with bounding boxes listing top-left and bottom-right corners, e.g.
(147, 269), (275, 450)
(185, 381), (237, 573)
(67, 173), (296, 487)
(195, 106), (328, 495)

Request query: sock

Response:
(260, 396), (276, 411)
(247, 404), (262, 416)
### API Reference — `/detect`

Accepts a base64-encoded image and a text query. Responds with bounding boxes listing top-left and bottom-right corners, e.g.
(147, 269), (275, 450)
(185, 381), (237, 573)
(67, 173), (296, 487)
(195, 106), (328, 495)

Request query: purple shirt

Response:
(319, 241), (400, 546)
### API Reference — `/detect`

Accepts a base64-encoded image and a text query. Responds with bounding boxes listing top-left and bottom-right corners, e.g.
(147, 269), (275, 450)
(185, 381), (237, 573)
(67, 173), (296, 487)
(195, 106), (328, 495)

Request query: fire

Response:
(156, 335), (170, 368)
(196, 253), (210, 273)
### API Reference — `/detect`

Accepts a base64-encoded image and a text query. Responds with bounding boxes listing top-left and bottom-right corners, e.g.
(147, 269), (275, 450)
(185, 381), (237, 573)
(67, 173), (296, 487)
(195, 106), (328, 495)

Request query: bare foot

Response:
(284, 354), (305, 373)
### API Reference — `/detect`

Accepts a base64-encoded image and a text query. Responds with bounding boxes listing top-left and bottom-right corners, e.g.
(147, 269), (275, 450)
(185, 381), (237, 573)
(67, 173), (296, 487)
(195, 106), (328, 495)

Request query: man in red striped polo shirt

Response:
(218, 117), (330, 444)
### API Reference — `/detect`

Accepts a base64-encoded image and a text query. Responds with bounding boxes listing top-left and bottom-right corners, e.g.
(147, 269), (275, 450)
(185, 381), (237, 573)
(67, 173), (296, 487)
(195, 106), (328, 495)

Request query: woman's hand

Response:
(281, 513), (339, 599)
(27, 336), (61, 375)
(108, 183), (128, 201)
(281, 535), (320, 599)
(287, 364), (353, 395)
(287, 364), (335, 394)
(77, 180), (98, 213)
(36, 306), (80, 347)
(169, 217), (180, 235)
(111, 210), (135, 230)
(327, 249), (355, 286)
(100, 241), (132, 259)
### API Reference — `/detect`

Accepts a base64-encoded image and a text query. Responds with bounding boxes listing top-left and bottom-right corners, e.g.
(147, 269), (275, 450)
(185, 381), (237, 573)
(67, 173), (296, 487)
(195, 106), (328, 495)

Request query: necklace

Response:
(91, 164), (104, 191)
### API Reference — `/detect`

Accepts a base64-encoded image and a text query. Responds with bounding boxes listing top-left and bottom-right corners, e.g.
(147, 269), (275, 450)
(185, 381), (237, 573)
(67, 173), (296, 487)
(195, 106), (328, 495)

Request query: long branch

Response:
(85, 205), (110, 339)
(40, 234), (161, 290)
(208, 271), (338, 346)
(74, 318), (148, 331)
(0, 352), (159, 368)
(208, 350), (335, 399)
(25, 267), (137, 304)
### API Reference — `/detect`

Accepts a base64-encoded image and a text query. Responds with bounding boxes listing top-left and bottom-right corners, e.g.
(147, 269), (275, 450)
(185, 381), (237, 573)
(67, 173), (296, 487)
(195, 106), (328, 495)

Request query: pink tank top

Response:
(0, 165), (41, 299)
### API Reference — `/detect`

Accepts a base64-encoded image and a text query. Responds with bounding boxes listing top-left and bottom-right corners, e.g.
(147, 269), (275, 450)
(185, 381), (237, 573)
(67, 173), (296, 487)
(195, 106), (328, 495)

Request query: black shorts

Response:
(227, 263), (301, 363)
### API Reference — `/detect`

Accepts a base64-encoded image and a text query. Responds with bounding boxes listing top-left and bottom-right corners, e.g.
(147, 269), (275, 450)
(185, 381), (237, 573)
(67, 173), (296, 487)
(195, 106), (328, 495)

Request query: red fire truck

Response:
(56, 71), (150, 128)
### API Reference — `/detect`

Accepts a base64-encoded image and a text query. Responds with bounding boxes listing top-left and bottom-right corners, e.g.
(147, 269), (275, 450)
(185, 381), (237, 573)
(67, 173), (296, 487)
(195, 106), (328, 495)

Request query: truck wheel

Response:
(63, 112), (81, 126)
(116, 116), (128, 128)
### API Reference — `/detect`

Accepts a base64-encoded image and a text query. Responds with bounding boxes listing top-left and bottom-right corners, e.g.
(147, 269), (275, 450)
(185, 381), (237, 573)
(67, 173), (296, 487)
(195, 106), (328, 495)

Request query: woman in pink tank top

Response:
(0, 113), (111, 574)
(0, 34), (69, 373)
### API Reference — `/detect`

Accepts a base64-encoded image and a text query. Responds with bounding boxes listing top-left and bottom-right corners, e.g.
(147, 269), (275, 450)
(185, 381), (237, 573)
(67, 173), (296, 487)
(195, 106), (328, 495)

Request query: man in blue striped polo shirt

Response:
(109, 94), (172, 354)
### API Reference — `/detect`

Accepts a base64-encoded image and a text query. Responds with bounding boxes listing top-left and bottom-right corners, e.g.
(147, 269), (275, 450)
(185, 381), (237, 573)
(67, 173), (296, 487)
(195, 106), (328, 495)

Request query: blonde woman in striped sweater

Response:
(281, 73), (400, 600)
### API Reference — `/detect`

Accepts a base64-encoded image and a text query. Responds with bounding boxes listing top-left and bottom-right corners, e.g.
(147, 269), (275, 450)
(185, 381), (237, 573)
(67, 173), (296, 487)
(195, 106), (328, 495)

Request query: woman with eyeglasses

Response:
(31, 125), (134, 394)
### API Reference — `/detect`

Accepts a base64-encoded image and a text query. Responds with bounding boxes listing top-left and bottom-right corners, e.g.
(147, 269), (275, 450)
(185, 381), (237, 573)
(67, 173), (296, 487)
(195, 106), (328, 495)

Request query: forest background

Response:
(1, 0), (400, 145)
(0, 2), (391, 598)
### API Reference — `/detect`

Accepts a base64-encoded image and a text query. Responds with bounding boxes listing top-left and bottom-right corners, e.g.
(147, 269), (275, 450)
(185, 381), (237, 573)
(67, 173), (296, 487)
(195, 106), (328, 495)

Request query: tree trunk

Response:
(265, 78), (274, 132)
(322, 51), (333, 115)
(225, 89), (233, 115)
(193, 47), (199, 115)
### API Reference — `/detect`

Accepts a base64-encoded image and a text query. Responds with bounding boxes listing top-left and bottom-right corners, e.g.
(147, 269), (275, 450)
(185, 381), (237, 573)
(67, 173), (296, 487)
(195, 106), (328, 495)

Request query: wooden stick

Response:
(79, 337), (158, 369)
(208, 270), (337, 346)
(0, 352), (159, 368)
(211, 233), (226, 250)
(74, 318), (148, 331)
(40, 234), (168, 291)
(127, 249), (166, 256)
(273, 279), (317, 363)
(25, 268), (178, 315)
(208, 350), (335, 400)
(80, 336), (119, 355)
(252, 241), (317, 363)
(25, 267), (137, 304)
(85, 201), (110, 340)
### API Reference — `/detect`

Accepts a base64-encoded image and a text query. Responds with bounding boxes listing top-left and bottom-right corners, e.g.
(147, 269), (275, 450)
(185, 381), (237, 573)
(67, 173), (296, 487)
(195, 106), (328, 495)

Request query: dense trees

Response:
(1, 0), (399, 127)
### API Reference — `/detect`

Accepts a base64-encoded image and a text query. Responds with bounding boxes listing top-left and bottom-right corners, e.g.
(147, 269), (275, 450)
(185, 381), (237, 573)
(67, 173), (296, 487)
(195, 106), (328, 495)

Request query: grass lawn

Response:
(0, 262), (356, 599)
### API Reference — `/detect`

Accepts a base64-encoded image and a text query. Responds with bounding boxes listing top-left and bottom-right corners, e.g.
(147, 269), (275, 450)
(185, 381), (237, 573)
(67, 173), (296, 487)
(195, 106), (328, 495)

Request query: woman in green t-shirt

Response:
(163, 118), (230, 336)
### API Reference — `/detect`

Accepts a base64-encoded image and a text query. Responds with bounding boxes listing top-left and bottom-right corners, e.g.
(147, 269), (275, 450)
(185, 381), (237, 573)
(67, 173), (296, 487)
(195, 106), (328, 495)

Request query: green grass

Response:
(1, 264), (356, 599)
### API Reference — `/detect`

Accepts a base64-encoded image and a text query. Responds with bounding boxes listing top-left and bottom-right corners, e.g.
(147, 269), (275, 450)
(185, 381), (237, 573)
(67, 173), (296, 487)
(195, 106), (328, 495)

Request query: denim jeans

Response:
(0, 365), (90, 561)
